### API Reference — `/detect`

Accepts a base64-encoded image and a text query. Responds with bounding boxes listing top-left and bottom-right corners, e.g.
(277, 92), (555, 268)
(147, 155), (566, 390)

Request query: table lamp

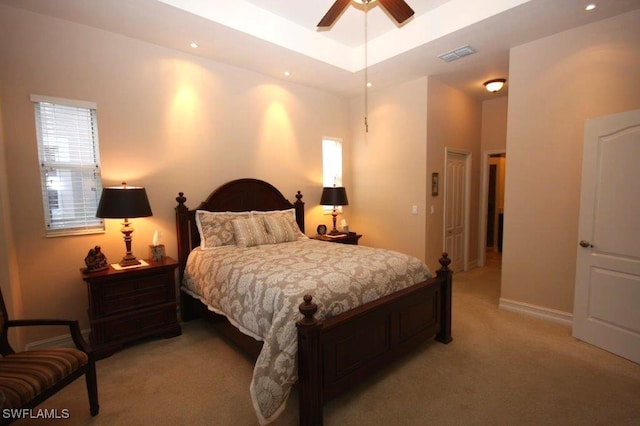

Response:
(320, 186), (349, 235)
(96, 182), (153, 267)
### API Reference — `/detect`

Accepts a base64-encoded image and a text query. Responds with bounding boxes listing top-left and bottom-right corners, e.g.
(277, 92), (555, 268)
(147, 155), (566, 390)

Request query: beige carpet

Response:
(26, 263), (640, 425)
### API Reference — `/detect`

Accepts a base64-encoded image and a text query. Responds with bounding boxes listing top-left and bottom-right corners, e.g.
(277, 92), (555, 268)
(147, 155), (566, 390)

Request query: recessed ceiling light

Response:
(283, 71), (291, 77)
(366, 82), (372, 88)
(190, 42), (198, 49)
(585, 3), (596, 11)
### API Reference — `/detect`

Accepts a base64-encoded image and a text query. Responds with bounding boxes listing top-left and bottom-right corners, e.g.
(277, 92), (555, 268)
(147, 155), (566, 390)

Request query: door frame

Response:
(443, 148), (472, 271)
(478, 149), (506, 267)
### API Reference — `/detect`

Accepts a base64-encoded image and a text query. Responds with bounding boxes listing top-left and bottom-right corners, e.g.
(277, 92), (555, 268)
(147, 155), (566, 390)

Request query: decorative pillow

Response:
(195, 210), (250, 249)
(232, 216), (271, 247)
(263, 215), (298, 243)
(252, 209), (306, 240)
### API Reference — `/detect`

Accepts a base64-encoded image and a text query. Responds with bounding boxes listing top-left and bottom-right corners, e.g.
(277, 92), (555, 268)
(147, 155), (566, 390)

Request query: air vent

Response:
(438, 45), (476, 63)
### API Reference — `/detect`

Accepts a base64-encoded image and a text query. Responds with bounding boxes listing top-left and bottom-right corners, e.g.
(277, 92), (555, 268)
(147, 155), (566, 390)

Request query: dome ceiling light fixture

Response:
(484, 78), (506, 93)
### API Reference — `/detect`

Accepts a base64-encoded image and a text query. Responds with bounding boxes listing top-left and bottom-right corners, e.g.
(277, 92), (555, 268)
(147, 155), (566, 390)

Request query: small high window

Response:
(322, 137), (343, 212)
(322, 137), (343, 187)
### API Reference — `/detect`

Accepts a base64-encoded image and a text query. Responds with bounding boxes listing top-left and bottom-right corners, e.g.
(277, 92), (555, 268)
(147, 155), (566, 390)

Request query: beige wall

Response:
(426, 78), (482, 271)
(481, 96), (508, 153)
(501, 10), (640, 314)
(0, 5), (348, 346)
(348, 77), (429, 265)
(349, 76), (485, 274)
(0, 84), (27, 349)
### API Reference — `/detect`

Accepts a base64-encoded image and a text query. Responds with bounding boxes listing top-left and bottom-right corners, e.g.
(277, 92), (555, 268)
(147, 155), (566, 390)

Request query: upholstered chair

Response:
(0, 286), (98, 423)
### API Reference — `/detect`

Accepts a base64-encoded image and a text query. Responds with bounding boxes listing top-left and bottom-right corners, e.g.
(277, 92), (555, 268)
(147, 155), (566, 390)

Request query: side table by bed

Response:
(80, 257), (181, 359)
(314, 231), (362, 245)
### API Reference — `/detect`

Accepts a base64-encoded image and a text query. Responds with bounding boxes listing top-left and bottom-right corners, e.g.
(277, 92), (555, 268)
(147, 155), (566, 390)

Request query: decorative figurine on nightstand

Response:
(84, 246), (108, 272)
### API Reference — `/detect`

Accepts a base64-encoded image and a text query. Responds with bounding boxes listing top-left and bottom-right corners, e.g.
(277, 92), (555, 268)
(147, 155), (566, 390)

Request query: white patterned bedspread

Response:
(182, 238), (432, 424)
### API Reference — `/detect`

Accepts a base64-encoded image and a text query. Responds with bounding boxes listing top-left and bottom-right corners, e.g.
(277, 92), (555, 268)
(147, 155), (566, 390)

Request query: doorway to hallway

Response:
(479, 150), (506, 267)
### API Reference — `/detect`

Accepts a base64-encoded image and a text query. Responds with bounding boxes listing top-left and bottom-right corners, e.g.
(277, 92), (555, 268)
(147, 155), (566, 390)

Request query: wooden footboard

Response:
(296, 254), (452, 425)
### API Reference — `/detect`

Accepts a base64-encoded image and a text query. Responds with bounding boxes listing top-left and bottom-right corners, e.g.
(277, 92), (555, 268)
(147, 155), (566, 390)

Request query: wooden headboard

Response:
(175, 178), (305, 276)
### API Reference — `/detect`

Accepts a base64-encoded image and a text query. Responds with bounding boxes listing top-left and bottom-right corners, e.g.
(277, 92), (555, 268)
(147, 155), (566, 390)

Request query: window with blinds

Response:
(322, 137), (343, 212)
(31, 95), (104, 236)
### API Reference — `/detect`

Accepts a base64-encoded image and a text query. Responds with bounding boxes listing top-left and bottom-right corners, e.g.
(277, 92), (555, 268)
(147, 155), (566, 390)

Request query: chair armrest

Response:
(5, 319), (93, 354)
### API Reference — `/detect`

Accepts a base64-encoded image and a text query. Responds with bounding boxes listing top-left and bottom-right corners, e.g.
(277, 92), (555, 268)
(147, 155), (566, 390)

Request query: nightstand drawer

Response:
(102, 273), (169, 297)
(101, 286), (169, 315)
(95, 305), (176, 343)
(98, 274), (170, 315)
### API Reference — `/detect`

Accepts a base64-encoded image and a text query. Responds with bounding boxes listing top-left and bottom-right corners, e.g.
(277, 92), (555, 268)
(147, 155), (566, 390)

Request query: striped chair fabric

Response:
(0, 349), (89, 409)
(0, 286), (99, 424)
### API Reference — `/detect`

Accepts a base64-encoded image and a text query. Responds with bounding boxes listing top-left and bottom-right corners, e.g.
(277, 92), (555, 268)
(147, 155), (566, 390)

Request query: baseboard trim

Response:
(25, 329), (91, 351)
(465, 259), (479, 271)
(499, 298), (573, 326)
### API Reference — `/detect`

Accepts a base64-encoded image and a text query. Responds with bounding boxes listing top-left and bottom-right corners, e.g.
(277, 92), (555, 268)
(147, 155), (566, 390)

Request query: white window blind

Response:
(32, 95), (104, 236)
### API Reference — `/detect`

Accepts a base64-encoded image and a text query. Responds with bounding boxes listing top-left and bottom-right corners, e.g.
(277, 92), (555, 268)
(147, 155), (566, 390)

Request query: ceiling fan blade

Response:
(377, 0), (415, 24)
(318, 0), (351, 27)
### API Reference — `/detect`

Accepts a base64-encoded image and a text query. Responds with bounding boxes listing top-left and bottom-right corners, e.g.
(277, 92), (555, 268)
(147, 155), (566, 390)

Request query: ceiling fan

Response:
(318, 0), (415, 27)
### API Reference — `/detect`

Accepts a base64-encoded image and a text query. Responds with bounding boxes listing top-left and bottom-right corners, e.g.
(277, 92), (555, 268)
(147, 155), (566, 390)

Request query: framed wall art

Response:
(431, 172), (439, 196)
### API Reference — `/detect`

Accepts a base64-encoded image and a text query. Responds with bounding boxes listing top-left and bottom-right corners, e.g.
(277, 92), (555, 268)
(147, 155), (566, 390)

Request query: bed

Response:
(175, 178), (452, 425)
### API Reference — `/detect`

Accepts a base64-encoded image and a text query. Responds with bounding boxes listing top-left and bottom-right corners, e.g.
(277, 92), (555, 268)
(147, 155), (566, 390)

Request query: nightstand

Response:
(314, 232), (362, 245)
(80, 257), (181, 359)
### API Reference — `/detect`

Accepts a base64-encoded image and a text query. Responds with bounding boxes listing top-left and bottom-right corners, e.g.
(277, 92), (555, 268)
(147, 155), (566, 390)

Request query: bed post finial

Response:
(436, 252), (453, 344)
(176, 192), (187, 207)
(438, 252), (451, 271)
(298, 294), (317, 326)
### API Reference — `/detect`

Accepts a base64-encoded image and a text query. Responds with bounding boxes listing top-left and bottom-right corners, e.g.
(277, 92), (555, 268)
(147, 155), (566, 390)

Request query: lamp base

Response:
(329, 210), (340, 235)
(119, 254), (141, 267)
(119, 220), (141, 267)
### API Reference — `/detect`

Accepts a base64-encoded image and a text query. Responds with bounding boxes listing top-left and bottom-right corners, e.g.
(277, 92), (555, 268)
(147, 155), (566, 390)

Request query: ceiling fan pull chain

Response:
(364, 0), (369, 133)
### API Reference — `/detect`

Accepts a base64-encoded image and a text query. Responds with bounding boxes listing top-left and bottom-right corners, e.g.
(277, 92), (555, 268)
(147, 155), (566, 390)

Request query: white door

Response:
(573, 109), (640, 364)
(444, 151), (468, 272)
